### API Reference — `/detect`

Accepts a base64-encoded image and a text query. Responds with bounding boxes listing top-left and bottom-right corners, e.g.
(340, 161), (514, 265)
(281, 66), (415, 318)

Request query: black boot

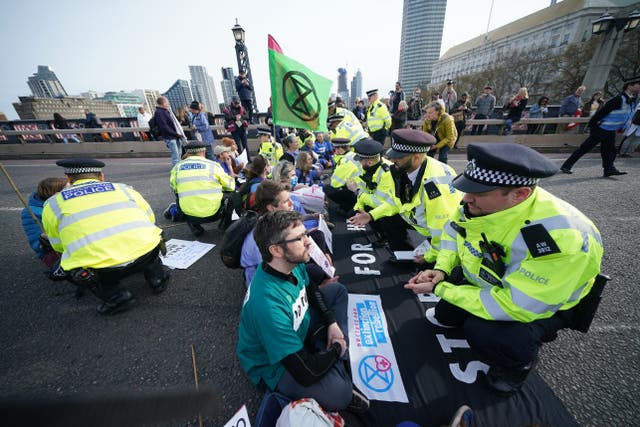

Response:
(144, 260), (170, 294)
(188, 222), (204, 237)
(486, 361), (536, 395)
(96, 289), (137, 315)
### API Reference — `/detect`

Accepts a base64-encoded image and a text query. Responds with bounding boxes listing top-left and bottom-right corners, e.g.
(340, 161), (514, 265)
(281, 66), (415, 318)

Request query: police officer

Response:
(561, 75), (640, 177)
(324, 138), (361, 213)
(385, 129), (462, 265)
(170, 142), (237, 236)
(365, 89), (391, 144)
(328, 112), (368, 146)
(257, 126), (283, 165)
(405, 143), (604, 394)
(347, 139), (412, 250)
(42, 158), (169, 315)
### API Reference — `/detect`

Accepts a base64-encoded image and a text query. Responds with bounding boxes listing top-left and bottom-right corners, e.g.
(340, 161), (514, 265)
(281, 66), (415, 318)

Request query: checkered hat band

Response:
(391, 141), (429, 153)
(465, 159), (539, 186)
(356, 153), (379, 159)
(64, 167), (102, 174)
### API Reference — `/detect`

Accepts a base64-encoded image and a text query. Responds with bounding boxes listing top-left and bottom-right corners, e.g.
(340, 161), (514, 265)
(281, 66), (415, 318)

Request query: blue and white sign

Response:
(348, 294), (408, 403)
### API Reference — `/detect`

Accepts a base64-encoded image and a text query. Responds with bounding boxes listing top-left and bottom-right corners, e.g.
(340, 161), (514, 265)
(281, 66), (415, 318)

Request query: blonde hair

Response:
(517, 87), (529, 99)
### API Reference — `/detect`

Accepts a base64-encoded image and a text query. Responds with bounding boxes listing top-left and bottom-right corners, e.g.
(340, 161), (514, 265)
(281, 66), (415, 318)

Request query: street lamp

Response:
(231, 19), (258, 121)
(581, 9), (640, 93)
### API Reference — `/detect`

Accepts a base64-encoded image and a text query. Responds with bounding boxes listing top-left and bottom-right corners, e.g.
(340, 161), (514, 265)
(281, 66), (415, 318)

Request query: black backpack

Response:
(220, 211), (259, 269)
(148, 117), (161, 140)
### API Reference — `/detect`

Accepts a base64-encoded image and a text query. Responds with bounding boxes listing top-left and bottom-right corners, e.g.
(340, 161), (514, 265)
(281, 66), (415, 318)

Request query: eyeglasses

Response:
(275, 231), (310, 246)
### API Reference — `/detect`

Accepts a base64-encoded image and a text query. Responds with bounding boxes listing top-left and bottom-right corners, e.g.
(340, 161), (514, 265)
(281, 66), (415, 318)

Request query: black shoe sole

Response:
(97, 297), (138, 315)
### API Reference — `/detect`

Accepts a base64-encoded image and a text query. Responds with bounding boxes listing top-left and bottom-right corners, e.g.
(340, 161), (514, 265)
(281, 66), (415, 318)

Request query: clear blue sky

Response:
(0, 0), (552, 119)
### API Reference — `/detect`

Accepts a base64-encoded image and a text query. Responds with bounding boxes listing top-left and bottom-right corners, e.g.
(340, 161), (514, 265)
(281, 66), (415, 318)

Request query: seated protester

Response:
(405, 143), (603, 394)
(257, 126), (283, 165)
(237, 210), (369, 414)
(21, 177), (68, 269)
(347, 139), (413, 251)
(324, 138), (361, 213)
(214, 145), (237, 178)
(222, 136), (246, 175)
(240, 181), (330, 286)
(313, 132), (333, 169)
(295, 152), (321, 186)
(272, 160), (318, 229)
(170, 143), (238, 236)
(42, 158), (169, 315)
(238, 155), (269, 210)
(279, 133), (300, 164)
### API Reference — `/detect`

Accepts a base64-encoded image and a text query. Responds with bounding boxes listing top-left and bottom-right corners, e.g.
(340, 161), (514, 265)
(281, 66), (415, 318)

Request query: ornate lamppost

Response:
(232, 20), (259, 120)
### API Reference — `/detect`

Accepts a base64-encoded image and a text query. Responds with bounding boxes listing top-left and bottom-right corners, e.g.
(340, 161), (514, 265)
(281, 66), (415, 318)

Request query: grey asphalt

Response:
(0, 152), (638, 426)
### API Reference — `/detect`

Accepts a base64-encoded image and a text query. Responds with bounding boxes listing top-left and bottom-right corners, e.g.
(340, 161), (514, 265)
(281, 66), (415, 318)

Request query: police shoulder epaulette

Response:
(381, 163), (390, 172)
(520, 223), (561, 257)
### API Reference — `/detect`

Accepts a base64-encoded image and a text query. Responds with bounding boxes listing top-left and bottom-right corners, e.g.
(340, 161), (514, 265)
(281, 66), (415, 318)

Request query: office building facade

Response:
(220, 67), (237, 107)
(398, 0), (447, 91)
(27, 65), (68, 98)
(133, 89), (161, 114)
(163, 80), (193, 113)
(350, 69), (363, 105)
(13, 96), (119, 120)
(189, 65), (221, 114)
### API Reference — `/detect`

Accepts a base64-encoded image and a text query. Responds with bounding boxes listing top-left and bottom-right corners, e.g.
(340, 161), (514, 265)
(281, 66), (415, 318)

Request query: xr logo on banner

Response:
(358, 355), (394, 392)
(282, 71), (320, 122)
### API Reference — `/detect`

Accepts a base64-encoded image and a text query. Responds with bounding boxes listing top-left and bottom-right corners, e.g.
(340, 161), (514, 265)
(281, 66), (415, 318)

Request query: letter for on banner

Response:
(436, 334), (471, 353)
(449, 361), (490, 384)
(351, 243), (373, 251)
(354, 266), (381, 276)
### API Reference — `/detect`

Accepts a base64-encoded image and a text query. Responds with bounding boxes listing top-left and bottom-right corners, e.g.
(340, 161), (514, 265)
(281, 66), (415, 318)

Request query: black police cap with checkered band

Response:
(453, 143), (558, 193)
(386, 129), (436, 159)
(56, 158), (105, 174)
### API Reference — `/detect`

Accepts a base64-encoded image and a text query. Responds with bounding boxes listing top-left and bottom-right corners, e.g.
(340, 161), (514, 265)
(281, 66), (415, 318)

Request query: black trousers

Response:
(241, 99), (253, 123)
(561, 127), (618, 173)
(434, 299), (570, 368)
(324, 185), (357, 213)
(370, 128), (387, 145)
(73, 245), (165, 302)
(178, 192), (241, 226)
(470, 115), (487, 135)
(363, 206), (413, 251)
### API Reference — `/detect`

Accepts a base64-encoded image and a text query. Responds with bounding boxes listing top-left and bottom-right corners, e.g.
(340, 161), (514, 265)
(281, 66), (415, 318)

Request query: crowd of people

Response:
(21, 75), (639, 426)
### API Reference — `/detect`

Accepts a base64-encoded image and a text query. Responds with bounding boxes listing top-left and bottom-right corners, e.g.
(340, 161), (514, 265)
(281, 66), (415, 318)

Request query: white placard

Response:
(348, 294), (408, 403)
(393, 251), (414, 261)
(418, 293), (441, 303)
(223, 405), (251, 427)
(308, 238), (335, 278)
(292, 185), (325, 213)
(236, 148), (248, 166)
(413, 239), (432, 257)
(318, 215), (333, 253)
(159, 239), (215, 269)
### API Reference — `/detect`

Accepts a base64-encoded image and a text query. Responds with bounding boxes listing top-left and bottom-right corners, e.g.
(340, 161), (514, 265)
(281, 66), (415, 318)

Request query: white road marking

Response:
(0, 207), (23, 211)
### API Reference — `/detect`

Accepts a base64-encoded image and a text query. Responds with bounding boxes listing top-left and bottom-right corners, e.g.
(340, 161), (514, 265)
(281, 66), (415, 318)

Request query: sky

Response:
(0, 0), (554, 119)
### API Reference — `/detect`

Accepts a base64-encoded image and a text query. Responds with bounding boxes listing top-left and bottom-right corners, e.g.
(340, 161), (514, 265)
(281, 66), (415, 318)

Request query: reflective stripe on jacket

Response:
(367, 102), (391, 132)
(170, 157), (235, 218)
(434, 187), (603, 323)
(42, 179), (161, 270)
(354, 161), (398, 220)
(330, 151), (361, 188)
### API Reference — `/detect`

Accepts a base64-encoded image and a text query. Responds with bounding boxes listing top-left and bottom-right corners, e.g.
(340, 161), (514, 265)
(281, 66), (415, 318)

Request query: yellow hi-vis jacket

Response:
(330, 151), (362, 189)
(354, 160), (398, 220)
(330, 120), (369, 146)
(42, 179), (162, 270)
(170, 156), (235, 218)
(367, 101), (391, 132)
(434, 187), (603, 323)
(258, 139), (284, 164)
(394, 158), (462, 262)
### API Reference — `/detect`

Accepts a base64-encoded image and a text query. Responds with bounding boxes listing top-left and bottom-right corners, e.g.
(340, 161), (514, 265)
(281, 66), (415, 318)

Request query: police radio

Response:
(479, 232), (506, 277)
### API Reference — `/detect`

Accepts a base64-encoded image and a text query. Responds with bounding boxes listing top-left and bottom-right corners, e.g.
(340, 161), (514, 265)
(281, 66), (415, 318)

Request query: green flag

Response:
(268, 35), (332, 132)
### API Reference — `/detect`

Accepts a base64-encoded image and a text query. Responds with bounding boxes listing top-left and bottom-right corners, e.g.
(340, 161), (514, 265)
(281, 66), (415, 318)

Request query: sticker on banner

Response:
(223, 404), (251, 427)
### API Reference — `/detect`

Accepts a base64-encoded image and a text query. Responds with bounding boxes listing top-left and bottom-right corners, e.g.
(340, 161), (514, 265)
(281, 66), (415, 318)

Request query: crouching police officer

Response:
(405, 143), (604, 394)
(324, 138), (361, 214)
(170, 142), (238, 236)
(347, 138), (413, 250)
(42, 158), (169, 315)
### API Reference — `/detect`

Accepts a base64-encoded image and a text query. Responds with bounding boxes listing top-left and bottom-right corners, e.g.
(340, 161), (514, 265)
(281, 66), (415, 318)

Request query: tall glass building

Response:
(163, 80), (193, 113)
(189, 65), (221, 114)
(398, 0), (447, 91)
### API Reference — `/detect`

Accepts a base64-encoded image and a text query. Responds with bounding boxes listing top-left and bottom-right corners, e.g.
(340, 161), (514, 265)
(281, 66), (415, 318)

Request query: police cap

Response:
(184, 142), (207, 154)
(328, 99), (336, 108)
(386, 129), (435, 159)
(257, 126), (272, 136)
(327, 113), (344, 123)
(353, 138), (384, 160)
(330, 137), (351, 148)
(56, 158), (105, 175)
(365, 89), (378, 97)
(453, 142), (559, 193)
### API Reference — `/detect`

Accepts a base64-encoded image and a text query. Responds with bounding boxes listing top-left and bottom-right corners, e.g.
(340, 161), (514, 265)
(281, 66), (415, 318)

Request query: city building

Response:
(163, 80), (193, 113)
(12, 96), (119, 120)
(431, 0), (637, 84)
(189, 65), (221, 114)
(100, 91), (144, 118)
(80, 90), (103, 99)
(337, 68), (350, 106)
(27, 65), (68, 98)
(220, 67), (237, 107)
(350, 69), (363, 106)
(398, 0), (447, 91)
(133, 89), (161, 114)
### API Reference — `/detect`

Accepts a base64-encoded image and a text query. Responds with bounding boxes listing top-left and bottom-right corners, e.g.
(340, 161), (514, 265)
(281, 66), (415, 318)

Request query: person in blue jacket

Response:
(21, 177), (68, 268)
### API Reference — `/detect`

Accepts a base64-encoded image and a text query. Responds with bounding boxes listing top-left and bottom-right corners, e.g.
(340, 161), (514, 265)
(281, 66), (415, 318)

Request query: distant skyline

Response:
(0, 0), (553, 119)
